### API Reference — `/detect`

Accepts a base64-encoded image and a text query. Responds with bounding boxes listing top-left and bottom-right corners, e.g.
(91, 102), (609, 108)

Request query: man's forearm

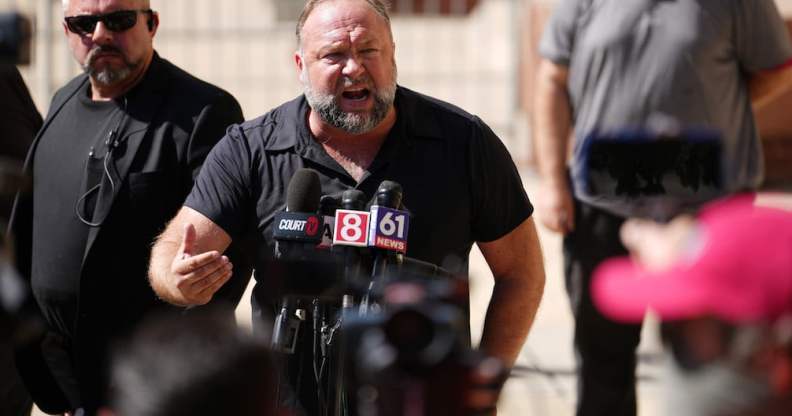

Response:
(533, 60), (573, 183)
(750, 64), (792, 112)
(478, 273), (544, 369)
(476, 218), (546, 368)
(148, 237), (185, 305)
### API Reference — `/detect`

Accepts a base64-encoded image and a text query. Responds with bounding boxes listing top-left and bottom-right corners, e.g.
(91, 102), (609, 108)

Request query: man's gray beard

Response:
(83, 49), (138, 87)
(303, 76), (397, 135)
(87, 66), (133, 86)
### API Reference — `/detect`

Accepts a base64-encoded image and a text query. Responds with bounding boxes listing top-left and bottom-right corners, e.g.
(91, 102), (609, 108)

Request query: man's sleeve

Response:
(733, 0), (792, 72)
(538, 0), (583, 65)
(184, 125), (253, 239)
(469, 117), (534, 243)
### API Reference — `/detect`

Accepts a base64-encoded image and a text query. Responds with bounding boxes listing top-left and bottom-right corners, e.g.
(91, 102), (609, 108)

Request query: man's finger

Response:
(188, 259), (232, 291)
(197, 267), (233, 299)
(179, 223), (197, 259)
(172, 250), (222, 275)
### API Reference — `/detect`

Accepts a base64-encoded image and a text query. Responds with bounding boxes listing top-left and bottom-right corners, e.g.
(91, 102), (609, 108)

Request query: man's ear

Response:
(148, 11), (160, 35)
(295, 51), (304, 78)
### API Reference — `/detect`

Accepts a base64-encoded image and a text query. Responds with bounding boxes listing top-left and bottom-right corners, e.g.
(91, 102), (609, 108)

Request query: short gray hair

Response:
(295, 0), (391, 45)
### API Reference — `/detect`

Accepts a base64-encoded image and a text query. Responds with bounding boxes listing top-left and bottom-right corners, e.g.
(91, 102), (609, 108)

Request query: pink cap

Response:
(592, 195), (792, 324)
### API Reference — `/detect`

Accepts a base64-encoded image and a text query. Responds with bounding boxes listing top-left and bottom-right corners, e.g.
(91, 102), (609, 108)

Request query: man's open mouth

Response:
(342, 88), (370, 101)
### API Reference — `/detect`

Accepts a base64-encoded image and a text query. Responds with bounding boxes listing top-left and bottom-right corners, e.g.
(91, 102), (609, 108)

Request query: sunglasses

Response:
(65, 9), (153, 36)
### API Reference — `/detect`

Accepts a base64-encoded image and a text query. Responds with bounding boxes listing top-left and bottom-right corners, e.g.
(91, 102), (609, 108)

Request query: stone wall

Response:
(11, 0), (525, 159)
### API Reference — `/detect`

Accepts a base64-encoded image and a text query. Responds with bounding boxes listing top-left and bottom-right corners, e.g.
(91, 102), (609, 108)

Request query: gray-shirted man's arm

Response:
(534, 60), (575, 234)
(533, 0), (580, 234)
(734, 0), (792, 109)
(750, 65), (792, 111)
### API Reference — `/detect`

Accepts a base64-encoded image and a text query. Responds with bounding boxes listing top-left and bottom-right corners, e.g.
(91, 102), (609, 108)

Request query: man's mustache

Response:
(340, 75), (371, 90)
(86, 45), (124, 65)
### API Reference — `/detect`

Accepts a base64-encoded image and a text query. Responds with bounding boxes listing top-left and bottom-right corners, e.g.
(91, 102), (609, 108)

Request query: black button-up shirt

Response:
(187, 86), (532, 279)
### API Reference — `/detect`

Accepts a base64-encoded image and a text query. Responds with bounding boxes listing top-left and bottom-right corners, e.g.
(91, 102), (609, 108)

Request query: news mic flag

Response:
(273, 169), (324, 257)
(317, 194), (339, 250)
(333, 190), (370, 247)
(368, 181), (409, 254)
(368, 206), (409, 254)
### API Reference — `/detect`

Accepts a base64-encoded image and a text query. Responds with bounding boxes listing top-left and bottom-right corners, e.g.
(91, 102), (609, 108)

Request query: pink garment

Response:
(592, 194), (792, 323)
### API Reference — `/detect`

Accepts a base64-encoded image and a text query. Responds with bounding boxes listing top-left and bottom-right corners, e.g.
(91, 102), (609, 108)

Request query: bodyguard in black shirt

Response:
(9, 1), (249, 413)
(149, 0), (546, 414)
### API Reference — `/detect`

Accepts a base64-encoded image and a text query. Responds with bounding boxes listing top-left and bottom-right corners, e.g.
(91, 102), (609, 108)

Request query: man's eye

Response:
(361, 48), (378, 54)
(322, 53), (343, 61)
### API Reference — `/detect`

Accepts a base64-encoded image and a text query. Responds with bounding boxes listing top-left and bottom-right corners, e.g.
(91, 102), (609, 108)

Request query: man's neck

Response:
(309, 107), (397, 183)
(89, 53), (154, 101)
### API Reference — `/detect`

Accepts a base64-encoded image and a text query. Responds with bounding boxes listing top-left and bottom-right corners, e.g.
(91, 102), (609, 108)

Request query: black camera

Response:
(0, 12), (32, 65)
(341, 281), (506, 416)
(574, 126), (725, 220)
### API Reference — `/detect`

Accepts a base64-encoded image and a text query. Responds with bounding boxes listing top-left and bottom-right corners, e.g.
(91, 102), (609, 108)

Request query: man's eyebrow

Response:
(317, 41), (346, 55)
(356, 38), (380, 48)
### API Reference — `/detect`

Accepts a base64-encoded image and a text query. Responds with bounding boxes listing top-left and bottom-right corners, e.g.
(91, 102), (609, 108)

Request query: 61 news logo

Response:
(368, 206), (409, 253)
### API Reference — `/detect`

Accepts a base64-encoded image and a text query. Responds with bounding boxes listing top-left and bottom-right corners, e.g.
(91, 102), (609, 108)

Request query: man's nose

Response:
(342, 56), (365, 79)
(90, 21), (114, 44)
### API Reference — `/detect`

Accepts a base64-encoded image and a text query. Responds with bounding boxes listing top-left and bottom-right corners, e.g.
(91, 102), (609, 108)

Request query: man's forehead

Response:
(302, 0), (390, 45)
(66, 0), (147, 14)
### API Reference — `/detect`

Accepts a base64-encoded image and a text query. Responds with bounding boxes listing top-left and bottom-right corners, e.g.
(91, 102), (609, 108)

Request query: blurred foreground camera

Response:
(342, 282), (506, 416)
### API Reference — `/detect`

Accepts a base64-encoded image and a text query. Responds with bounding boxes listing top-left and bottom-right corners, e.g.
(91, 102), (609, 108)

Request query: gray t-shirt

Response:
(540, 0), (792, 215)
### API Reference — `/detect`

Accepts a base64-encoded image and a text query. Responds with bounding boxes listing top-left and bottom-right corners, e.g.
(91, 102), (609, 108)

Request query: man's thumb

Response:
(180, 223), (196, 259)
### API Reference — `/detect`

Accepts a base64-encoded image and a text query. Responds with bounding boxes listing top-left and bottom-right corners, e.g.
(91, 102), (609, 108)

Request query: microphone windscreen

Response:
(286, 169), (321, 212)
(341, 189), (367, 210)
(376, 180), (403, 208)
(319, 194), (340, 216)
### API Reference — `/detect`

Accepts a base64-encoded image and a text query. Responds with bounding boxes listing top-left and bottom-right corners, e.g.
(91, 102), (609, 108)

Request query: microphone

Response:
(367, 181), (409, 255)
(332, 190), (371, 287)
(332, 190), (371, 248)
(271, 168), (323, 353)
(273, 169), (324, 260)
(361, 181), (410, 314)
(317, 194), (339, 250)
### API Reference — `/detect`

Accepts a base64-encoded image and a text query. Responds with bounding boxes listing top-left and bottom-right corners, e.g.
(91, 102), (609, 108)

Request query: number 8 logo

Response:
(334, 210), (370, 246)
(341, 213), (363, 241)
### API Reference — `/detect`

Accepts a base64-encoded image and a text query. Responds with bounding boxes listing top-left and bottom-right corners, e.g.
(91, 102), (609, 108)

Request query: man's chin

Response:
(333, 114), (379, 134)
(89, 67), (132, 87)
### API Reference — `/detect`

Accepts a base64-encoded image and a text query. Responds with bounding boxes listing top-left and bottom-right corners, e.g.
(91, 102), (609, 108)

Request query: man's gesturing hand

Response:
(168, 223), (233, 305)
